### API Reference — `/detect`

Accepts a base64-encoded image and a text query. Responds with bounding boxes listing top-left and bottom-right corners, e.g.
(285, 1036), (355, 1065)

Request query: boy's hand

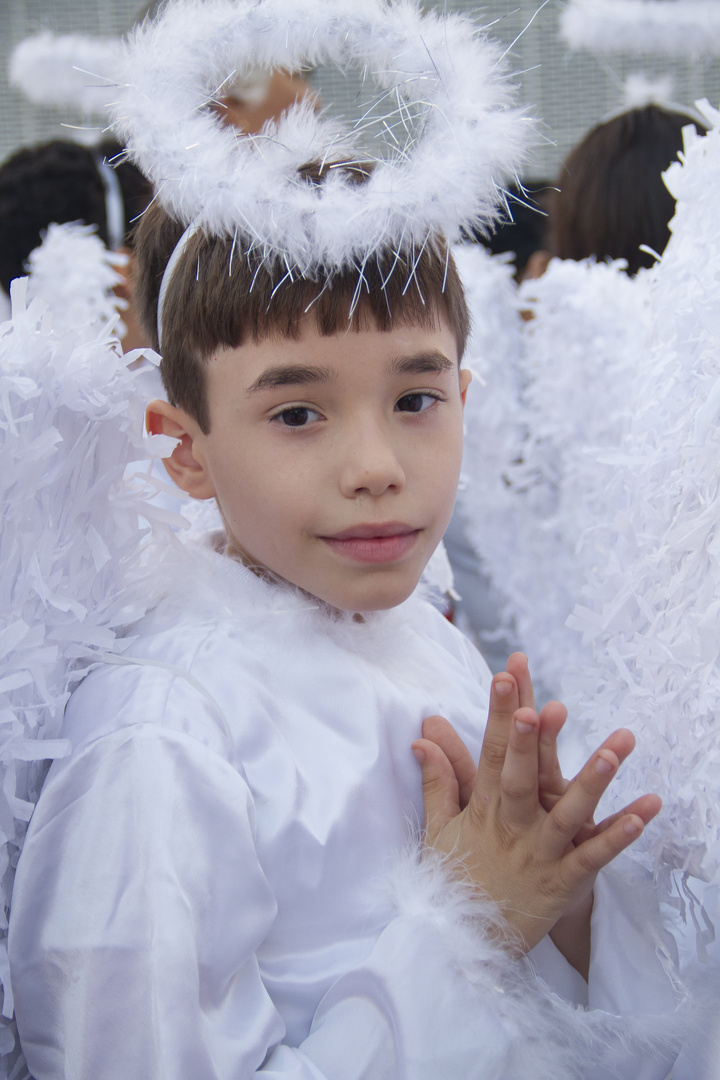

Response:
(506, 653), (656, 850)
(411, 669), (661, 959)
(505, 653), (577, 823)
(416, 654), (591, 841)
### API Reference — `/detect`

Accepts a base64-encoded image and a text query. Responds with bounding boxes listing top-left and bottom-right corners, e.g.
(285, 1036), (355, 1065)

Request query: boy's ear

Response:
(459, 367), (472, 408)
(145, 399), (216, 500)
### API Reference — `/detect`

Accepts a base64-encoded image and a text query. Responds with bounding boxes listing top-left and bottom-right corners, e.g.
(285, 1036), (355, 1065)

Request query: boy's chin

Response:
(225, 538), (425, 613)
(311, 573), (423, 615)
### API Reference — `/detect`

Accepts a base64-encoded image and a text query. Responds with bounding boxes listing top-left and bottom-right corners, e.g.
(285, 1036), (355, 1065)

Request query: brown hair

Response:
(548, 105), (705, 277)
(0, 138), (152, 294)
(133, 168), (469, 434)
(548, 103), (708, 276)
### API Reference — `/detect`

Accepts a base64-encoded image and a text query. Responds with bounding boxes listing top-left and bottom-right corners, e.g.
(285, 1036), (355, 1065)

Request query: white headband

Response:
(111, 0), (532, 280)
(95, 158), (125, 251)
(156, 224), (197, 351)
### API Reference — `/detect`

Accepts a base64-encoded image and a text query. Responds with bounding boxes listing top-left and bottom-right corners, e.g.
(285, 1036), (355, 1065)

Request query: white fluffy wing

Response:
(564, 107), (720, 891)
(461, 251), (650, 701)
(0, 233), (177, 1063)
(25, 222), (127, 338)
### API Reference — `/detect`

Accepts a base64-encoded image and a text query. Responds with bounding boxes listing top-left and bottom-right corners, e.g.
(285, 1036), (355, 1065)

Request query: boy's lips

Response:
(321, 523), (421, 564)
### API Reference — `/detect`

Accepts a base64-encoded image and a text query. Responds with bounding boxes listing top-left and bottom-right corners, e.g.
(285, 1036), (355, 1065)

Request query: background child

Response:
(0, 137), (152, 349)
(545, 102), (706, 276)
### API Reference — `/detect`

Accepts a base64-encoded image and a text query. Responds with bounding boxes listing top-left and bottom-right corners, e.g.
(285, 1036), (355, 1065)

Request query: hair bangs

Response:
(136, 198), (469, 435)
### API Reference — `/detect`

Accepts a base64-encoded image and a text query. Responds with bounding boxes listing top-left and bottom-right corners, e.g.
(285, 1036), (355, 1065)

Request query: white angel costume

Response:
(0, 1), (693, 1075)
(9, 534), (683, 1080)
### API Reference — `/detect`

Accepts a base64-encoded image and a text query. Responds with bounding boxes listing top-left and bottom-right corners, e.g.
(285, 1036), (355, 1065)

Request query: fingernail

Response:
(624, 819), (641, 836)
(515, 717), (534, 734)
(594, 754), (614, 775)
(412, 746), (426, 764)
(494, 678), (514, 697)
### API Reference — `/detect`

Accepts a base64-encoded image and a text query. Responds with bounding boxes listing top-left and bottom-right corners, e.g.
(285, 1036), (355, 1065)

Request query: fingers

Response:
(560, 810), (650, 894)
(473, 672), (520, 796)
(592, 793), (661, 837)
(542, 727), (648, 858)
(549, 732), (657, 893)
(543, 744), (624, 857)
(543, 729), (648, 847)
(537, 700), (568, 805)
(499, 707), (542, 825)
(596, 727), (635, 767)
(412, 733), (462, 842)
(420, 715), (477, 810)
(505, 653), (535, 709)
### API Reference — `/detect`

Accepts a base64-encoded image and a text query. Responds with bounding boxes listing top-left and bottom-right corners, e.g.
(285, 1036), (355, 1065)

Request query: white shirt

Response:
(9, 540), (683, 1079)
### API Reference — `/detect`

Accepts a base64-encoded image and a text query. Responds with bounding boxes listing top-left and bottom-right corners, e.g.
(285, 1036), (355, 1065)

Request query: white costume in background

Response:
(9, 537), (683, 1080)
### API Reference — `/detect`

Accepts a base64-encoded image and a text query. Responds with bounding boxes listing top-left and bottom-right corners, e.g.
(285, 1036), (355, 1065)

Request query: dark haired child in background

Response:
(538, 104), (705, 277)
(0, 137), (152, 348)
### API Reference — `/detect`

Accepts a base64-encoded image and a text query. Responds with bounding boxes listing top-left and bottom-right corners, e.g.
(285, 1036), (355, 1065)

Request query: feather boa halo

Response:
(561, 0), (720, 58)
(10, 32), (122, 115)
(110, 0), (532, 276)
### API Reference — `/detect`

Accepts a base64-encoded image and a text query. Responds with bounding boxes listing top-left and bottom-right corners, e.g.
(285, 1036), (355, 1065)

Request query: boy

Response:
(8, 201), (683, 1080)
(7, 2), (684, 1077)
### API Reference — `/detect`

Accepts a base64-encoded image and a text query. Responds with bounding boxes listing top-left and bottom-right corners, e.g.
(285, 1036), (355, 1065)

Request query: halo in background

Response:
(3, 0), (720, 180)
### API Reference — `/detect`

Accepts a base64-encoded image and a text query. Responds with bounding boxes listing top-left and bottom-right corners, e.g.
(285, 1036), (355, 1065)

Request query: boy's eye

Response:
(395, 393), (440, 413)
(272, 406), (321, 427)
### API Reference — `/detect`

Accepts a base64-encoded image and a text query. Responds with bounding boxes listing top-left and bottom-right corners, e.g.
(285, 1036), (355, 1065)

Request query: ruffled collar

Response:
(140, 528), (447, 678)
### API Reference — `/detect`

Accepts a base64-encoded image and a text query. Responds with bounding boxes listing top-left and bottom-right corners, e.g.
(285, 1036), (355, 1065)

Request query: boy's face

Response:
(159, 316), (470, 612)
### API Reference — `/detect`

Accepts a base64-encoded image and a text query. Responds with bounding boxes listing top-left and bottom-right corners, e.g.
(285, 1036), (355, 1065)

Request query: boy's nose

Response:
(338, 427), (406, 498)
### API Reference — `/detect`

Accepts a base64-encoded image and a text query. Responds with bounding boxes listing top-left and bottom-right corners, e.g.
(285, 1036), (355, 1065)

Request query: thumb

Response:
(421, 714), (477, 810)
(412, 733), (461, 842)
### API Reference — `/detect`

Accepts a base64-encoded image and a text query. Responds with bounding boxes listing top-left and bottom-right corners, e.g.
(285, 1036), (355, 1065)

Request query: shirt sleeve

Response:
(9, 697), (685, 1080)
(10, 723), (287, 1080)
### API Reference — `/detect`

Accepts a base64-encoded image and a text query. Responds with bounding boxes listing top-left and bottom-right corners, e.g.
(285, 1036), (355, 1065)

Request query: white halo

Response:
(560, 0), (720, 58)
(111, 0), (531, 274)
(10, 32), (122, 114)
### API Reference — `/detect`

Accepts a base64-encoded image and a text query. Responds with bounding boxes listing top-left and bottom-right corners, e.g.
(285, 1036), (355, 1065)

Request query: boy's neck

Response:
(223, 533), (367, 623)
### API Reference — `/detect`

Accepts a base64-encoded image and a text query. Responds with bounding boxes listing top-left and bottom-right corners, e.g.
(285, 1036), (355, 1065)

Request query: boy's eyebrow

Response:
(389, 350), (455, 376)
(246, 351), (454, 394)
(246, 364), (335, 393)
